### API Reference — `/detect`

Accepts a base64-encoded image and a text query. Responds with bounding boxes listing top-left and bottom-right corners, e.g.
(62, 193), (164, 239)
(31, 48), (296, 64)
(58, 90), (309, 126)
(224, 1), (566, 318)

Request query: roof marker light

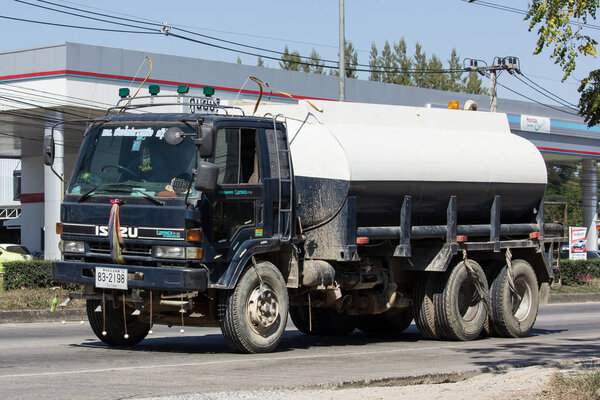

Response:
(203, 86), (215, 97)
(118, 88), (130, 98)
(177, 85), (190, 94)
(448, 100), (459, 110)
(149, 85), (160, 95)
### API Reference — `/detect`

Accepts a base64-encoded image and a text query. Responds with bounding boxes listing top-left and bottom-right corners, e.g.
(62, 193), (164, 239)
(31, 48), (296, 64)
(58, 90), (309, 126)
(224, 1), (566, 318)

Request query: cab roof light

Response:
(448, 100), (459, 110)
(118, 88), (130, 98)
(177, 84), (190, 94)
(203, 86), (215, 97)
(149, 85), (160, 95)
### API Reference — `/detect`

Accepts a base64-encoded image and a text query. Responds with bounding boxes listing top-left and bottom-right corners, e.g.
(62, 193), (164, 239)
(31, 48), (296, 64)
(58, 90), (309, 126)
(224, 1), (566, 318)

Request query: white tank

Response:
(250, 100), (547, 229)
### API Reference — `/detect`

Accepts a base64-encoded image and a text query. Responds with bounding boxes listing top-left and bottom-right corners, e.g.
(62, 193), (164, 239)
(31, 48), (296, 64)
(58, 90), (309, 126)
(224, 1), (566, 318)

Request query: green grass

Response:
(549, 367), (600, 400)
(0, 287), (84, 311)
(551, 279), (600, 294)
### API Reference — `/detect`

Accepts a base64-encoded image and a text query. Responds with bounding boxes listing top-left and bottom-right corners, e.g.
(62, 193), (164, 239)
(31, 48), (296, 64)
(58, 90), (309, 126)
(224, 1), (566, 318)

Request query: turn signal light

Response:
(186, 228), (203, 243)
(529, 232), (540, 239)
(356, 237), (370, 245)
(456, 235), (468, 242)
(56, 222), (63, 235)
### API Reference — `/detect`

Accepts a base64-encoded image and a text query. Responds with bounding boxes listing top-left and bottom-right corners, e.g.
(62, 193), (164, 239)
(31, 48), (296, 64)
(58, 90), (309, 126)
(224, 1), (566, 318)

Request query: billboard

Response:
(569, 227), (587, 260)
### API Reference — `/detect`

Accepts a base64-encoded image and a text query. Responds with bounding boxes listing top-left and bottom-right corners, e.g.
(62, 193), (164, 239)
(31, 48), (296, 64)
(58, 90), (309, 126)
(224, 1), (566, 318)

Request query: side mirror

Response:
(194, 161), (218, 192)
(164, 127), (184, 146)
(43, 135), (55, 166)
(195, 124), (215, 158)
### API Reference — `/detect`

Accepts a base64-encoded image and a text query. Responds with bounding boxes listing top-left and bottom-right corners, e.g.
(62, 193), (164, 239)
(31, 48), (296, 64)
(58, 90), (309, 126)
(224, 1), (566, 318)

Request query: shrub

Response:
(559, 259), (600, 286)
(2, 260), (80, 291)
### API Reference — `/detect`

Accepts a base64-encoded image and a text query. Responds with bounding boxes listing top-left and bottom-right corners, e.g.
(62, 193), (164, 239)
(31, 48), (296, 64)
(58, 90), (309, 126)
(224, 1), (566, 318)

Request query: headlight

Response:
(155, 246), (185, 259)
(61, 241), (85, 254)
(155, 246), (202, 260)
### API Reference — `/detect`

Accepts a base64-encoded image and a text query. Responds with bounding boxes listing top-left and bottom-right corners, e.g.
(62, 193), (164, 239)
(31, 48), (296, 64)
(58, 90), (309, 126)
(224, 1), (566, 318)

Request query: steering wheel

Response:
(100, 165), (140, 180)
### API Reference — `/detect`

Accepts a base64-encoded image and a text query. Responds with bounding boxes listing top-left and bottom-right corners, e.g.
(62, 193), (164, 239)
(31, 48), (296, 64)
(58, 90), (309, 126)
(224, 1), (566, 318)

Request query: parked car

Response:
(586, 250), (600, 259)
(0, 244), (33, 274)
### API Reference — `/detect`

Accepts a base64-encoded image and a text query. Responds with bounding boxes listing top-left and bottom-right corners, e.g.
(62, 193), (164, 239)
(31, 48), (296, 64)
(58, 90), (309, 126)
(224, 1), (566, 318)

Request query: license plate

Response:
(95, 267), (128, 290)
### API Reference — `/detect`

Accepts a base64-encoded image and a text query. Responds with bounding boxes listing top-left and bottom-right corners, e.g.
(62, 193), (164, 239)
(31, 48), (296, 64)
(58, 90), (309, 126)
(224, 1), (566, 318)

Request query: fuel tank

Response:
(253, 101), (547, 229)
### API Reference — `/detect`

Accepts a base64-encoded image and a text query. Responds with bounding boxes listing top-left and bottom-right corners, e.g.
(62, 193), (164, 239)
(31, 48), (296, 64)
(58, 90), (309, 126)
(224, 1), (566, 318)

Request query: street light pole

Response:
(339, 0), (345, 101)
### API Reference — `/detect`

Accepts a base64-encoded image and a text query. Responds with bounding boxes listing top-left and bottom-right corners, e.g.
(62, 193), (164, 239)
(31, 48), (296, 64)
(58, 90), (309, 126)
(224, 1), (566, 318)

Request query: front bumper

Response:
(53, 261), (208, 292)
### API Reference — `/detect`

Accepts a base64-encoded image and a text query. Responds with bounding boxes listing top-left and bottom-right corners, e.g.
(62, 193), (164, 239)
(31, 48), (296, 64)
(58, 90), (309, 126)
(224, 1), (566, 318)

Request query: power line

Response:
(19, 0), (466, 74)
(0, 14), (161, 34)
(464, 0), (600, 31)
(512, 74), (579, 111)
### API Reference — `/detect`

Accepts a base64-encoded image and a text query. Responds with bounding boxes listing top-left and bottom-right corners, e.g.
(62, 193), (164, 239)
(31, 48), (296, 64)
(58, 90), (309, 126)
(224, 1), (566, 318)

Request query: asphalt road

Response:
(0, 303), (598, 400)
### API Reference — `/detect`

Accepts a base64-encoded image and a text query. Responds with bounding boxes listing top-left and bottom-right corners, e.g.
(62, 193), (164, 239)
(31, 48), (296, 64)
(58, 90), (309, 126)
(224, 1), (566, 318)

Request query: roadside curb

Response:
(0, 293), (598, 324)
(0, 308), (86, 324)
(547, 292), (600, 304)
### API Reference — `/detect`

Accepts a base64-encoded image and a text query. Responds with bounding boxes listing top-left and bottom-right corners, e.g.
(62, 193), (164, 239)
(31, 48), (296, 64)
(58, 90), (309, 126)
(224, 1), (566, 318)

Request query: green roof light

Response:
(118, 88), (130, 98)
(203, 86), (215, 97)
(177, 85), (190, 94)
(148, 85), (160, 95)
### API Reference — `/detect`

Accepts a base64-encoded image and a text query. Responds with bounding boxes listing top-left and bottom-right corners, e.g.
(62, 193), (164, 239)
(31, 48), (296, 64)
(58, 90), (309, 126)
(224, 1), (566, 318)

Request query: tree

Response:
(412, 43), (428, 88)
(427, 54), (447, 90)
(464, 71), (488, 95)
(545, 162), (584, 227)
(393, 38), (412, 86)
(331, 41), (359, 78)
(308, 49), (325, 74)
(279, 45), (302, 71)
(368, 43), (381, 82)
(379, 41), (398, 83)
(470, 0), (600, 126)
(257, 57), (264, 67)
(447, 49), (464, 93)
(236, 56), (242, 64)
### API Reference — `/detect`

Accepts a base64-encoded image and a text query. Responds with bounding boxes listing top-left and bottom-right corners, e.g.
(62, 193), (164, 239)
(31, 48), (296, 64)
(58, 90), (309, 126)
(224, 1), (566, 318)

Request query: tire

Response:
(357, 308), (413, 334)
(489, 259), (539, 338)
(219, 261), (289, 353)
(434, 260), (488, 341)
(289, 304), (356, 335)
(413, 273), (442, 339)
(481, 262), (503, 337)
(86, 298), (149, 346)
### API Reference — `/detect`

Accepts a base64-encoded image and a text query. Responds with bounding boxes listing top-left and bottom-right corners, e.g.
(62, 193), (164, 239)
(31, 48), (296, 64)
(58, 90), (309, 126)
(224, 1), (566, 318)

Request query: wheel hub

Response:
(247, 285), (279, 333)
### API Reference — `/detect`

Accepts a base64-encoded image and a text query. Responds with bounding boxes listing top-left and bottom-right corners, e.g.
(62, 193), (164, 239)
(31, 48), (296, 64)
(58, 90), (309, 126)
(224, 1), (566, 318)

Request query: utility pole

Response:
(464, 56), (520, 112)
(339, 0), (345, 101)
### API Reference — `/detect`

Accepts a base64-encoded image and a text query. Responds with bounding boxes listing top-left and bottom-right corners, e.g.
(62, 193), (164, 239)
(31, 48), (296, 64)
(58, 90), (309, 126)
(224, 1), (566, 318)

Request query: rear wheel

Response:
(489, 259), (539, 338)
(219, 261), (288, 353)
(357, 308), (413, 334)
(434, 260), (488, 341)
(86, 298), (149, 346)
(413, 273), (442, 339)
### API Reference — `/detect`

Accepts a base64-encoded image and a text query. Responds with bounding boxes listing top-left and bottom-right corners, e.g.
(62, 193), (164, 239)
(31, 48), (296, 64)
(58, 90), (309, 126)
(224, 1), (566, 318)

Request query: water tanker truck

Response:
(46, 85), (562, 353)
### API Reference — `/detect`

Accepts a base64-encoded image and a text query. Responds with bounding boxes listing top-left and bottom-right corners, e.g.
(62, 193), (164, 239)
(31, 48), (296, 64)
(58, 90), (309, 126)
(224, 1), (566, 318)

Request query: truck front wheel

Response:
(489, 259), (539, 338)
(86, 298), (149, 346)
(219, 260), (289, 353)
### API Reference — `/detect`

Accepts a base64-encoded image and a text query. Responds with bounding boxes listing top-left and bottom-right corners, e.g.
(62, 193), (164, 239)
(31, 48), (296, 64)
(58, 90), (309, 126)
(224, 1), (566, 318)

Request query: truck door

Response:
(211, 127), (263, 247)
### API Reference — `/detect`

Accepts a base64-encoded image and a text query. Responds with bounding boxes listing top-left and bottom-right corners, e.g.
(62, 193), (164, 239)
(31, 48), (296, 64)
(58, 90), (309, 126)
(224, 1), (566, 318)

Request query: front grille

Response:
(88, 241), (152, 256)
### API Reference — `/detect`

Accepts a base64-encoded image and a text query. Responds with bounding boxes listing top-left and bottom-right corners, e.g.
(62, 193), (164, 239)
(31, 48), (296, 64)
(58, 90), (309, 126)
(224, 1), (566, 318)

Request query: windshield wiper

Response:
(104, 187), (165, 206)
(77, 183), (137, 203)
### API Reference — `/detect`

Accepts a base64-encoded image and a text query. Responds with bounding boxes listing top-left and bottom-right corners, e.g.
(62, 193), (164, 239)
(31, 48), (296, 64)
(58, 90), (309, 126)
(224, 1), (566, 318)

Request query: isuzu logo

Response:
(94, 225), (139, 238)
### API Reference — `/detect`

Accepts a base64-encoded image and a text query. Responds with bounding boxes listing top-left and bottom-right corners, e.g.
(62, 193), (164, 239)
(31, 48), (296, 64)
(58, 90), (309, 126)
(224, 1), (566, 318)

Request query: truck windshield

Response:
(68, 123), (198, 198)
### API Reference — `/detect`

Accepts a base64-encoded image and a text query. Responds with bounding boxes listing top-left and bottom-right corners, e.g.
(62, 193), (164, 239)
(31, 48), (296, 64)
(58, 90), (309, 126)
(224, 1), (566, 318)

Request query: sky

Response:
(1, 0), (597, 111)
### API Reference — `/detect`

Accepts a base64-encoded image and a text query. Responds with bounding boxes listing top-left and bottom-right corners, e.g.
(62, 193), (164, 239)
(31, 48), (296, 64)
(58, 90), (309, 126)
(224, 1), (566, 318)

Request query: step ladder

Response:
(265, 113), (293, 242)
